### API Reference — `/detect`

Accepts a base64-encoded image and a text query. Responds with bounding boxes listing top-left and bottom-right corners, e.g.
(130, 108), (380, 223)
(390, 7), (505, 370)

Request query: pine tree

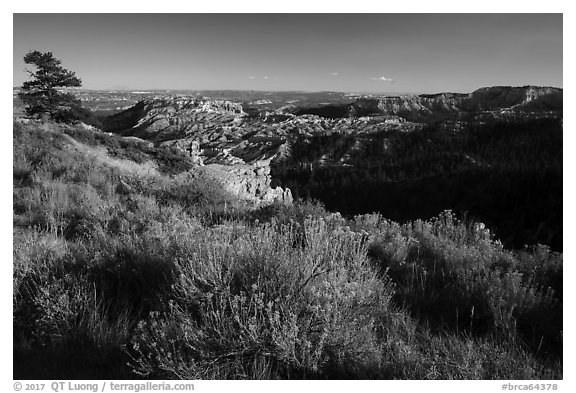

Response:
(18, 50), (82, 122)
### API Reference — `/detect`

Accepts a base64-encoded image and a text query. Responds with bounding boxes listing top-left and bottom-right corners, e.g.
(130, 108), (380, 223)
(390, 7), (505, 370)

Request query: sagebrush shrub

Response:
(129, 218), (397, 378)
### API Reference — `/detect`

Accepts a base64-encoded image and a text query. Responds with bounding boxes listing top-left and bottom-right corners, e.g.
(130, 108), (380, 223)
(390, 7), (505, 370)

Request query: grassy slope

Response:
(13, 121), (562, 379)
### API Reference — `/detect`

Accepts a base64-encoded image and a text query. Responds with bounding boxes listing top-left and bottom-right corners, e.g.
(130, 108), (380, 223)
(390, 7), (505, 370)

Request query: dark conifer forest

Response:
(273, 117), (563, 251)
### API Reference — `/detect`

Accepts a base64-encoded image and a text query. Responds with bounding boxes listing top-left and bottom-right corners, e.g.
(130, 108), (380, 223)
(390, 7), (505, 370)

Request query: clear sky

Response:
(13, 13), (562, 94)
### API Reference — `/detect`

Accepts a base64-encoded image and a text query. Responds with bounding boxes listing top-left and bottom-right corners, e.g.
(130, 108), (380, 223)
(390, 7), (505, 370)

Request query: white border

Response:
(3, 2), (572, 391)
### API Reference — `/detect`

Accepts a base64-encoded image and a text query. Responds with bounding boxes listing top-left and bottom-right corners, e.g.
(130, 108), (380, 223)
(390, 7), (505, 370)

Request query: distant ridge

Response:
(293, 86), (563, 121)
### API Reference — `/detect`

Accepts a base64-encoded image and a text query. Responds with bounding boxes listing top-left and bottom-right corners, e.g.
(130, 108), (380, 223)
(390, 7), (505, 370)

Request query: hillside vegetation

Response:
(13, 120), (562, 379)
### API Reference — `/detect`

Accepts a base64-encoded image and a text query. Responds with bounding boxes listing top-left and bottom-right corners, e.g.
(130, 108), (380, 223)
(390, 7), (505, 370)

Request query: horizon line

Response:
(12, 85), (564, 96)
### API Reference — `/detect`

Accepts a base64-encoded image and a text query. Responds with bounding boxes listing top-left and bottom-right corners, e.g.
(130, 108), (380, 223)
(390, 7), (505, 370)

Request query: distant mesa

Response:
(293, 86), (562, 121)
(467, 86), (562, 111)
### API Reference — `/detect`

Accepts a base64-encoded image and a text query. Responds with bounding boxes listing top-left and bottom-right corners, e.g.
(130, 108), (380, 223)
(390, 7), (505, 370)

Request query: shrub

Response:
(366, 211), (562, 360)
(129, 217), (397, 379)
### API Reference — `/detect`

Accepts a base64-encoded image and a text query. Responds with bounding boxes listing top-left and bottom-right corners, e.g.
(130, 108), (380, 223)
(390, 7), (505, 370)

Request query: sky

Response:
(13, 13), (563, 94)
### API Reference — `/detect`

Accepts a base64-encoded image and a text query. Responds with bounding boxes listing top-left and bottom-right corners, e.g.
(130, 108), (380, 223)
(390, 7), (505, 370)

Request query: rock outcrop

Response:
(158, 138), (204, 165)
(200, 159), (292, 206)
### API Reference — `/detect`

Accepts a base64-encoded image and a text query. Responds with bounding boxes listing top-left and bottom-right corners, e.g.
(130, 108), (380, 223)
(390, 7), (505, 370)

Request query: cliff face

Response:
(376, 92), (467, 112)
(369, 86), (562, 122)
(370, 93), (468, 122)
